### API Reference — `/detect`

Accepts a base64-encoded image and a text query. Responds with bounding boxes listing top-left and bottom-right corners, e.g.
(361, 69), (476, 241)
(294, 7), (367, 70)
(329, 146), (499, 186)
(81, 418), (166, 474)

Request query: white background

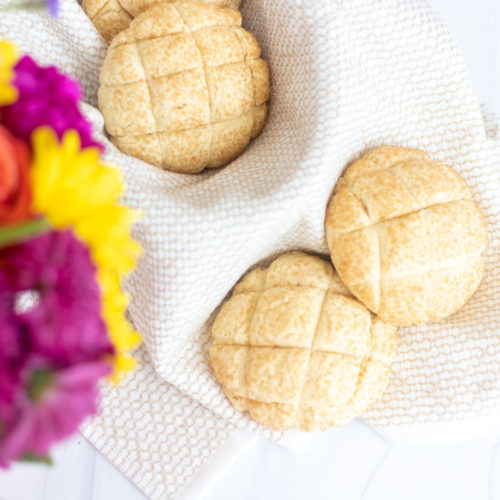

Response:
(1, 0), (500, 499)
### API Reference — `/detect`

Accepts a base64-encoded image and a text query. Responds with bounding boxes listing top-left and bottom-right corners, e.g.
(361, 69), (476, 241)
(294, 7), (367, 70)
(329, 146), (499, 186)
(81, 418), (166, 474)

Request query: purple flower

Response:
(0, 56), (102, 151)
(0, 230), (113, 466)
(45, 0), (59, 16)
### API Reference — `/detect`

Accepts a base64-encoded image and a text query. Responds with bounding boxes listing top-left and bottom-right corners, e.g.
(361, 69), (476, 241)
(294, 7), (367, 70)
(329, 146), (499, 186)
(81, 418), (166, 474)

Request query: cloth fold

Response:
(1, 0), (500, 497)
(81, 347), (238, 499)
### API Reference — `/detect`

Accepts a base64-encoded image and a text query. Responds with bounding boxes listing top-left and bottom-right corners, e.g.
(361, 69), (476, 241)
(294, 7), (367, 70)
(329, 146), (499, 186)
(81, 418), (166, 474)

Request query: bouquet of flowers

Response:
(0, 39), (141, 467)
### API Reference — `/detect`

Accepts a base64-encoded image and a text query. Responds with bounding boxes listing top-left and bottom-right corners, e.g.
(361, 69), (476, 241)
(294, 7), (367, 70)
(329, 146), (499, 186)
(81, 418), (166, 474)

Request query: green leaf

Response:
(27, 369), (55, 402)
(0, 218), (51, 248)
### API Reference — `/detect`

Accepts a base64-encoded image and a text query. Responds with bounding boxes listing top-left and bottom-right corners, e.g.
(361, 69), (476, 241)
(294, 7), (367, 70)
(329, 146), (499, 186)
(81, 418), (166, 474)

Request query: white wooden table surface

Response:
(1, 1), (499, 499)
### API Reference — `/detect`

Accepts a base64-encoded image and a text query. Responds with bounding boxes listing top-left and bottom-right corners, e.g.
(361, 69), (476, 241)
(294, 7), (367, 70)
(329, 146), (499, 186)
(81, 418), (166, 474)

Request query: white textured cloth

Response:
(81, 347), (238, 499)
(1, 0), (500, 497)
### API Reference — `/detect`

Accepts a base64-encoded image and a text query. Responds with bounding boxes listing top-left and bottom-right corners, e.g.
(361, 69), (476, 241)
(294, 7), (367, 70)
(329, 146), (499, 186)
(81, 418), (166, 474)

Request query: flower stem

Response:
(0, 1), (46, 10)
(19, 453), (53, 465)
(0, 218), (51, 248)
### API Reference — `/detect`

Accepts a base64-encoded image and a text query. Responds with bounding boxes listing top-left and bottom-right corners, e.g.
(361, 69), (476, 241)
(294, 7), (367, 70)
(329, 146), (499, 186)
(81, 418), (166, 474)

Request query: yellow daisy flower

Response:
(0, 40), (19, 105)
(30, 127), (142, 382)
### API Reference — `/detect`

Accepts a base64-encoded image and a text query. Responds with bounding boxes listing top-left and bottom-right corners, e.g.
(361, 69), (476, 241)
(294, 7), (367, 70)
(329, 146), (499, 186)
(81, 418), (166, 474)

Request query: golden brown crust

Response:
(98, 1), (269, 174)
(326, 146), (488, 326)
(209, 252), (398, 431)
(83, 0), (243, 43)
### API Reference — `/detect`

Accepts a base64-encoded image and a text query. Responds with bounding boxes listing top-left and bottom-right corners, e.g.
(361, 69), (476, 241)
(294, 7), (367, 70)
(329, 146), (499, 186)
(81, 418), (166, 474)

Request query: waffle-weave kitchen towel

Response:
(1, 0), (499, 496)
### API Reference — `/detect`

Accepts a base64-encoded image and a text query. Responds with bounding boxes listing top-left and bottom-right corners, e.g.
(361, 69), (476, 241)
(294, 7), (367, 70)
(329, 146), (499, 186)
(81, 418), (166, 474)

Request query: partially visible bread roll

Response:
(326, 146), (488, 327)
(83, 0), (243, 42)
(98, 1), (270, 173)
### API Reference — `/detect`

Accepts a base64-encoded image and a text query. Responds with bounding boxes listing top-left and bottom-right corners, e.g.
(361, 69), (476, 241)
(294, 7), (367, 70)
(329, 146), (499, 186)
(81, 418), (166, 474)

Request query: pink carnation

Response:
(0, 361), (110, 467)
(0, 361), (109, 465)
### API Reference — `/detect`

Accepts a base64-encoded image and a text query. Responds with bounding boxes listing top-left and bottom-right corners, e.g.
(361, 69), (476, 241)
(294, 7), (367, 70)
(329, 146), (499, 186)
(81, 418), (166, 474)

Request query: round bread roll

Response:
(209, 252), (398, 431)
(83, 0), (243, 43)
(98, 1), (270, 174)
(326, 146), (488, 327)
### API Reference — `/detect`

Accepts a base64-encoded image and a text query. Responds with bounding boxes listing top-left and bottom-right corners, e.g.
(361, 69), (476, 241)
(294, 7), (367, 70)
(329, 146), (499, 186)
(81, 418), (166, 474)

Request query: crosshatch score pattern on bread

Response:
(98, 1), (270, 173)
(326, 146), (488, 327)
(210, 252), (398, 431)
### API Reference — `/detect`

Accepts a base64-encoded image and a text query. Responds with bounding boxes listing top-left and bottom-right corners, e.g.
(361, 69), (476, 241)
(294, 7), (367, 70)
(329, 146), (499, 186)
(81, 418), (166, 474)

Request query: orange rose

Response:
(0, 125), (31, 224)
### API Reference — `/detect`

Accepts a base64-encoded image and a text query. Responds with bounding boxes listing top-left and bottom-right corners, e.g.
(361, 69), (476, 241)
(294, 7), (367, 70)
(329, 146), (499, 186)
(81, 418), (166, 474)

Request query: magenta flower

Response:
(0, 363), (20, 425)
(0, 230), (114, 365)
(0, 230), (113, 466)
(0, 361), (109, 466)
(0, 56), (102, 150)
